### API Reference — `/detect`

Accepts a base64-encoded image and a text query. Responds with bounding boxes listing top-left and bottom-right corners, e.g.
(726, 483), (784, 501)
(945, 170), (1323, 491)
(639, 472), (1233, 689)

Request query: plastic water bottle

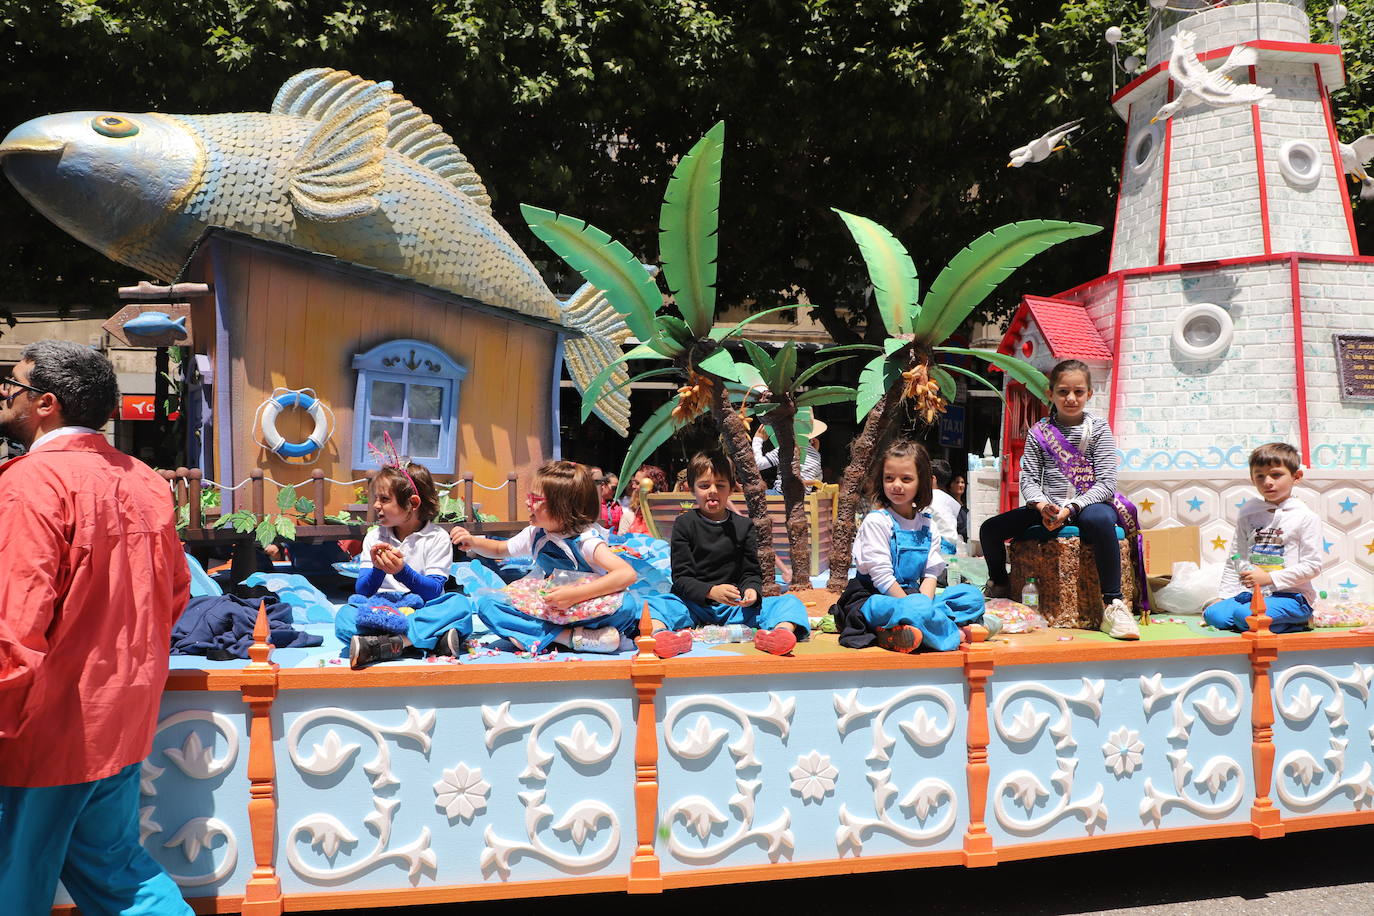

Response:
(1338, 584), (1353, 604)
(697, 624), (757, 644)
(948, 544), (963, 586)
(1022, 577), (1039, 610)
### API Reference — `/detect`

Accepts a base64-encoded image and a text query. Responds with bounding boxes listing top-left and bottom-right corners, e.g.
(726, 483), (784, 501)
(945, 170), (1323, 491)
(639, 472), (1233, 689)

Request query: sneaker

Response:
(754, 626), (798, 656)
(983, 581), (1013, 600)
(571, 625), (622, 653)
(1100, 598), (1140, 641)
(432, 629), (465, 657)
(874, 624), (923, 654)
(652, 629), (694, 659)
(349, 634), (406, 669)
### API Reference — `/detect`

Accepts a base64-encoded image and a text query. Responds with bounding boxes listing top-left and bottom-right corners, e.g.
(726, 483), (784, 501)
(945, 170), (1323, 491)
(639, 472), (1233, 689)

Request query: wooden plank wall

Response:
(207, 239), (554, 518)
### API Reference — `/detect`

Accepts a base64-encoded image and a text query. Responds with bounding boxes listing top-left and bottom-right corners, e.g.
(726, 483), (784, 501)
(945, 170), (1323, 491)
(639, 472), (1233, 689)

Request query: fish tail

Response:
(560, 279), (645, 436)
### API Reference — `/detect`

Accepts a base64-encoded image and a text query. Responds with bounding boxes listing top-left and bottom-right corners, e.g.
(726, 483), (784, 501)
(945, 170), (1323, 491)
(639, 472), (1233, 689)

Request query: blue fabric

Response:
(170, 594), (323, 658)
(645, 593), (810, 635)
(888, 508), (935, 589)
(393, 563), (446, 601)
(334, 592), (474, 651)
(862, 584), (987, 652)
(1204, 590), (1312, 634)
(0, 762), (192, 916)
(356, 565), (386, 596)
(243, 572), (334, 623)
(476, 593), (638, 653)
(184, 552), (221, 598)
(1022, 524), (1126, 540)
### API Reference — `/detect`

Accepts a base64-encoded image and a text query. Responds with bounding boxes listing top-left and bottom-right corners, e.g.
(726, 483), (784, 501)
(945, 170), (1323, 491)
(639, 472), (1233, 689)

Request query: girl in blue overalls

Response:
(449, 460), (640, 653)
(836, 440), (986, 652)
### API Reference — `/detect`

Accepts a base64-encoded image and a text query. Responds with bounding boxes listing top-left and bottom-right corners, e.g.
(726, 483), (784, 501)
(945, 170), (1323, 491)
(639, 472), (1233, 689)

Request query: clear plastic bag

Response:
(1151, 562), (1223, 616)
(500, 569), (624, 624)
(983, 598), (1046, 634)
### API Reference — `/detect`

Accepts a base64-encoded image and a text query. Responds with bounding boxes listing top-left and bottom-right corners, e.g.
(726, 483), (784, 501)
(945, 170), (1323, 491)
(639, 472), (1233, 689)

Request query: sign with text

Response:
(939, 404), (966, 448)
(120, 395), (156, 421)
(1335, 334), (1374, 402)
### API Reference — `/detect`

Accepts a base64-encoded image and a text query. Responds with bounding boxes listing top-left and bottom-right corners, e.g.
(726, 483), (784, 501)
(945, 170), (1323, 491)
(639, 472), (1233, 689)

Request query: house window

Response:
(352, 340), (466, 473)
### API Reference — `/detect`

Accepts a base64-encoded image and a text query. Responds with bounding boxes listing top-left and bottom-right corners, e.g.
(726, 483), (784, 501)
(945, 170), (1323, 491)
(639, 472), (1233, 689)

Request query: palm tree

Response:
(825, 211), (1101, 592)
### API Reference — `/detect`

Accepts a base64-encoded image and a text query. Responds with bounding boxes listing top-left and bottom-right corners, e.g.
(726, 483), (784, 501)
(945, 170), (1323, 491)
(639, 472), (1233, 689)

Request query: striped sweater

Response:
(1018, 412), (1118, 512)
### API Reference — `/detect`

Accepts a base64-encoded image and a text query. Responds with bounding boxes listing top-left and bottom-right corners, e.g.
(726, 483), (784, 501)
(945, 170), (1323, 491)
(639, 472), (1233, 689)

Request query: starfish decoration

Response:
(1339, 497), (1358, 514)
(1186, 497), (1204, 512)
(1211, 535), (1229, 552)
(1139, 498), (1155, 513)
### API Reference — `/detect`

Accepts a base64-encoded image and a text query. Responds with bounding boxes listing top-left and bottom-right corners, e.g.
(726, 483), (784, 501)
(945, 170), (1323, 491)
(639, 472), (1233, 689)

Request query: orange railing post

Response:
(962, 625), (998, 866)
(1245, 584), (1284, 839)
(627, 603), (665, 892)
(240, 602), (283, 914)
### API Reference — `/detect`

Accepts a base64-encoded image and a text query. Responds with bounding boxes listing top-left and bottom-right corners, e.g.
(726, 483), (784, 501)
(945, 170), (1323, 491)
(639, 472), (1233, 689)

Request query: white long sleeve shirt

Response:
(1216, 496), (1323, 603)
(852, 508), (946, 594)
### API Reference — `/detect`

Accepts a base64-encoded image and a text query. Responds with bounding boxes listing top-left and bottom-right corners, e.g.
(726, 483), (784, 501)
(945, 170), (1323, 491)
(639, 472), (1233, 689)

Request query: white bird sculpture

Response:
(1339, 134), (1374, 200)
(1151, 29), (1272, 123)
(1008, 118), (1084, 168)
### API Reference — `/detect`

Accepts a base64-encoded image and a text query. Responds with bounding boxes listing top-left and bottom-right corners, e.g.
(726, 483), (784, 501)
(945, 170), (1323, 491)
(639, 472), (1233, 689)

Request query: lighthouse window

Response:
(1172, 304), (1234, 361)
(351, 339), (466, 473)
(1129, 123), (1163, 176)
(1278, 139), (1322, 189)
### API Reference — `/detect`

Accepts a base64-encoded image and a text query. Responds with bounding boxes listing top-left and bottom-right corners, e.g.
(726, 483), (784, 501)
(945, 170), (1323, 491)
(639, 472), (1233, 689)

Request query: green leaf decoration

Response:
(929, 365), (958, 403)
(833, 208), (920, 337)
(656, 315), (695, 349)
(605, 366), (683, 399)
(696, 346), (739, 382)
(856, 354), (899, 421)
(255, 518), (279, 549)
(659, 122), (724, 337)
(275, 515), (297, 541)
(739, 338), (775, 383)
(724, 362), (767, 402)
(816, 343), (884, 357)
(884, 337), (908, 357)
(936, 346), (1051, 402)
(295, 497), (315, 514)
(794, 354), (865, 388)
(913, 220), (1101, 346)
(521, 204), (661, 342)
(796, 385), (857, 408)
(709, 304), (801, 341)
(773, 342), (797, 391)
(579, 342), (665, 421)
(938, 361), (1008, 406)
(615, 398), (692, 500)
(277, 485), (298, 512)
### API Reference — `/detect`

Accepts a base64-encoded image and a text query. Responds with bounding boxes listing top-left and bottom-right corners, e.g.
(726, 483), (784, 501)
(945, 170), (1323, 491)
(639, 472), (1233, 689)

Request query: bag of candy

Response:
(500, 569), (624, 624)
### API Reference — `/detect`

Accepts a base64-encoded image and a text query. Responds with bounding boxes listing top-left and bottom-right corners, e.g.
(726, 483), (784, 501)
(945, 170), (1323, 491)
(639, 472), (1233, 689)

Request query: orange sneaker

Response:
(754, 626), (798, 656)
(652, 629), (694, 659)
(875, 624), (923, 654)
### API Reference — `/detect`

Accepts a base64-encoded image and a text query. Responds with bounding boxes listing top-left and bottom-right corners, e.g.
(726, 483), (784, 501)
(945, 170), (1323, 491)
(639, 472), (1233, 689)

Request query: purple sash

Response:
(1028, 419), (1149, 611)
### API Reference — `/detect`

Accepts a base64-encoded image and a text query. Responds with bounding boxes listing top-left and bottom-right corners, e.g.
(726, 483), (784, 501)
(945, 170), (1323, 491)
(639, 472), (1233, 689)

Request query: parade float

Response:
(0, 3), (1371, 914)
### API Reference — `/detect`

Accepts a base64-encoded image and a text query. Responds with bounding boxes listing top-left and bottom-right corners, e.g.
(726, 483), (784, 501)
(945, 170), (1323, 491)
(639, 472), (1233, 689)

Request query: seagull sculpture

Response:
(1151, 29), (1272, 123)
(1339, 134), (1374, 200)
(1008, 118), (1084, 168)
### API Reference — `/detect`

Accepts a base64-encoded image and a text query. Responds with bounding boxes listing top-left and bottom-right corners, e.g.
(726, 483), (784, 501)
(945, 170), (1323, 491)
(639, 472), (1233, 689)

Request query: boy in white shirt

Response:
(1204, 442), (1323, 634)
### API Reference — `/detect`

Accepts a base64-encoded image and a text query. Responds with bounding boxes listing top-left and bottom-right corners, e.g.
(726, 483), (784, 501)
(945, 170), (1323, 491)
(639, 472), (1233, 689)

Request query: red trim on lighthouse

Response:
(1109, 103), (1132, 271)
(1288, 255), (1311, 466)
(1108, 278), (1126, 430)
(1250, 66), (1272, 255)
(1316, 63), (1359, 255)
(1157, 82), (1174, 266)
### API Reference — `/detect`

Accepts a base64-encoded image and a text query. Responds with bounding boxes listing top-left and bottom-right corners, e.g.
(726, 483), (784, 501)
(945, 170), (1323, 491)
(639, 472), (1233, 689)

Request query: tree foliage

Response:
(2, 1), (1371, 323)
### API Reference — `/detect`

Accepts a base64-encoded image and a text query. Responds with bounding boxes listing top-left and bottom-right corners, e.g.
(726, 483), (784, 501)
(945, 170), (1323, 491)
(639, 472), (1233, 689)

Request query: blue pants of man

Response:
(0, 762), (192, 916)
(1204, 590), (1312, 634)
(476, 594), (640, 652)
(862, 584), (986, 652)
(644, 592), (811, 637)
(334, 592), (474, 651)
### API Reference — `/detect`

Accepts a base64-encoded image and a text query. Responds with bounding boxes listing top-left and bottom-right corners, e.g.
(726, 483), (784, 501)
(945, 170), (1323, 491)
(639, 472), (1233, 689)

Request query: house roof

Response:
(998, 295), (1112, 361)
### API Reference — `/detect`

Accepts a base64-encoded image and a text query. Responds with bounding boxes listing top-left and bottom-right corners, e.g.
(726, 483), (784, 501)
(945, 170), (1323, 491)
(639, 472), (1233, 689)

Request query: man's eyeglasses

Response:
(0, 375), (48, 401)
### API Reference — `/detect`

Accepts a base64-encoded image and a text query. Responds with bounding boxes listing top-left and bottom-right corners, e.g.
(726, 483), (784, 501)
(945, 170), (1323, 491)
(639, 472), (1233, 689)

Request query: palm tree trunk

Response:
(772, 404), (811, 590)
(709, 383), (782, 596)
(826, 380), (906, 593)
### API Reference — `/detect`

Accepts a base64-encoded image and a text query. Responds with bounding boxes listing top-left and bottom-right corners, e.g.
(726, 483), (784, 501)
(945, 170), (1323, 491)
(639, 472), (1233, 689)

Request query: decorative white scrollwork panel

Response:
(1272, 657), (1374, 817)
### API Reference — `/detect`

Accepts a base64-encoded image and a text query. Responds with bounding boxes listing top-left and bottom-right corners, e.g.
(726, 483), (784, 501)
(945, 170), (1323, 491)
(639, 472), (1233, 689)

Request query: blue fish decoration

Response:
(123, 311), (187, 340)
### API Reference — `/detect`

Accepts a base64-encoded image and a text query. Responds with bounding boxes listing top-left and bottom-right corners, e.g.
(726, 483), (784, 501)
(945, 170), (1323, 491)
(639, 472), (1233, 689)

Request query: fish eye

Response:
(90, 115), (139, 139)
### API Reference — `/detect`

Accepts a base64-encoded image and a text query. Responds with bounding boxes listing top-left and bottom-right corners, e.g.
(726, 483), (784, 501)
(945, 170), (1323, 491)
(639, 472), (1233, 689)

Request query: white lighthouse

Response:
(990, 1), (1374, 597)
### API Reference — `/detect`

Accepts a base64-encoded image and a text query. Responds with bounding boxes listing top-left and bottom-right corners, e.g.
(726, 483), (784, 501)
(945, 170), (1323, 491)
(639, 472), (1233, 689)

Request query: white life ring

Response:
(258, 389), (331, 458)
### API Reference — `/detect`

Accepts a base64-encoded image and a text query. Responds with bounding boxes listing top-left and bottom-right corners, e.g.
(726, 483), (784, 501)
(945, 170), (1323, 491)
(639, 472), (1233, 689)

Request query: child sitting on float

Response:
(339, 460), (470, 668)
(978, 358), (1142, 640)
(834, 439), (986, 653)
(643, 450), (809, 659)
(452, 460), (640, 654)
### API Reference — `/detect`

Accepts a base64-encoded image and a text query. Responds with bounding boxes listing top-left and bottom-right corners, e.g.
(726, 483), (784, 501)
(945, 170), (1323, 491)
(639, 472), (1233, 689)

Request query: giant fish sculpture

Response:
(0, 68), (631, 431)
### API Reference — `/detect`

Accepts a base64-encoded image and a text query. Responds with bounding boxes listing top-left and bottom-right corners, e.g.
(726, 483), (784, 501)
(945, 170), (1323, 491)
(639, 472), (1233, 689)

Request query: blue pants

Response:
(980, 503), (1123, 601)
(335, 592), (474, 651)
(0, 762), (192, 916)
(861, 583), (986, 652)
(1204, 590), (1312, 634)
(644, 593), (810, 637)
(476, 593), (640, 653)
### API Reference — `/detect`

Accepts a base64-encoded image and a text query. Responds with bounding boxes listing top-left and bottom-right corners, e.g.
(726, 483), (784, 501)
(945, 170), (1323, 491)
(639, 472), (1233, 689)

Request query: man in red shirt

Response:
(0, 341), (191, 914)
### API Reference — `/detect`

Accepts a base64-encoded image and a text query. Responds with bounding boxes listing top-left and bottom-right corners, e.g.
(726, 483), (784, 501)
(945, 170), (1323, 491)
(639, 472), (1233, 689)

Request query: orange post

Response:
(962, 625), (998, 866)
(1244, 584), (1284, 839)
(240, 602), (283, 914)
(627, 603), (665, 892)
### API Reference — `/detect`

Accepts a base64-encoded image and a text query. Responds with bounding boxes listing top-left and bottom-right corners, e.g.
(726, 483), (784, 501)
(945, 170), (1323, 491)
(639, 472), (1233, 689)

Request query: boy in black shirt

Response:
(645, 451), (809, 658)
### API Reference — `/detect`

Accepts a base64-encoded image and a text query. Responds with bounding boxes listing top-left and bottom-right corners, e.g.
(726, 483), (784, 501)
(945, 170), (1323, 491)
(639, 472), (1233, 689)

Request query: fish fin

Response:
(275, 67), (493, 213)
(288, 91), (388, 222)
(560, 273), (653, 436)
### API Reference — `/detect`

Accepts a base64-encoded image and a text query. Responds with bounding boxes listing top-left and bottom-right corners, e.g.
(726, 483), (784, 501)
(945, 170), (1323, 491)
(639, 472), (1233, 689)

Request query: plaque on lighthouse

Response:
(1334, 335), (1374, 402)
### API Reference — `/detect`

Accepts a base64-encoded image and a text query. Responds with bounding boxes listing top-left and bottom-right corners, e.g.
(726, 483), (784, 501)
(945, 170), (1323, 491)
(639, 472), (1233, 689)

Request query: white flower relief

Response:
(433, 764), (492, 821)
(788, 751), (838, 803)
(1101, 726), (1145, 777)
